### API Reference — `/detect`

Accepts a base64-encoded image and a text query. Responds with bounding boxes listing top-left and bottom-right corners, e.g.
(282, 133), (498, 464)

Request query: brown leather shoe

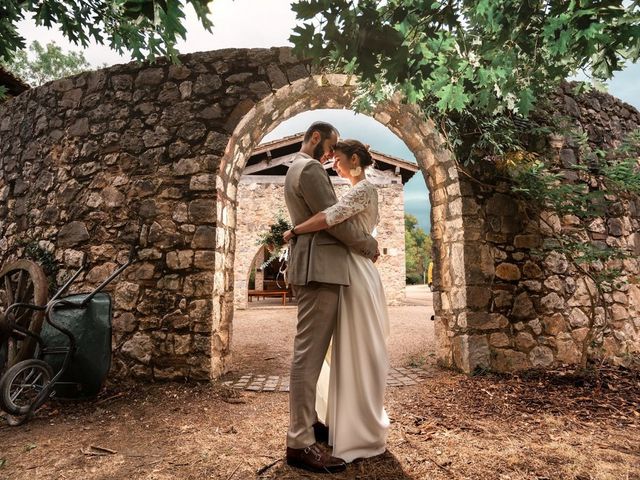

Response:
(313, 421), (329, 443)
(286, 443), (346, 473)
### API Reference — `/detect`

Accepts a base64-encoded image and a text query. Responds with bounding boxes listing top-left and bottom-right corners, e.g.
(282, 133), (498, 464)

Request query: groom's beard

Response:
(312, 141), (325, 161)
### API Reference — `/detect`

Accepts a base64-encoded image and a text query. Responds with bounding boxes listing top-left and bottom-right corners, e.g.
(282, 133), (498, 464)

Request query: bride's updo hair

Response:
(334, 139), (373, 168)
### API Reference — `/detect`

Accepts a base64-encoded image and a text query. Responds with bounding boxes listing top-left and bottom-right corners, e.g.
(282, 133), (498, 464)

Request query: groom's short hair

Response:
(303, 121), (339, 142)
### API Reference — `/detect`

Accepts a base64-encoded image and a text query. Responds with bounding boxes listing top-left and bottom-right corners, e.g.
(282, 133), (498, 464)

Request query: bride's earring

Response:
(350, 165), (363, 177)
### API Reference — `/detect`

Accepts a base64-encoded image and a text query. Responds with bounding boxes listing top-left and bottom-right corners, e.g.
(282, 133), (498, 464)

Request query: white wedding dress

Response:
(314, 179), (390, 463)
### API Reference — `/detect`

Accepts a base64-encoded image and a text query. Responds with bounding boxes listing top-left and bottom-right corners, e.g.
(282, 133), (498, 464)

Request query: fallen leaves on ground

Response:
(0, 360), (638, 480)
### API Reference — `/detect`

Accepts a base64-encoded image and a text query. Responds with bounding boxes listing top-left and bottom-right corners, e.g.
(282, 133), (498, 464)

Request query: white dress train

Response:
(314, 179), (390, 463)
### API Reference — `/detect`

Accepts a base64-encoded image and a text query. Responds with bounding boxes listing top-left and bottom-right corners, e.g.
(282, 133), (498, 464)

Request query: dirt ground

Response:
(232, 300), (435, 376)
(1, 287), (639, 480)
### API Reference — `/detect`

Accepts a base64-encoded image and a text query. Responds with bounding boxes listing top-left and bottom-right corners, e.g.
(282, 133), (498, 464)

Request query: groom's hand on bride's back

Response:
(372, 248), (380, 263)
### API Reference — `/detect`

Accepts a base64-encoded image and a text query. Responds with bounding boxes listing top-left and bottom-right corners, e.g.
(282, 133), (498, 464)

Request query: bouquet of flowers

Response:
(257, 212), (292, 269)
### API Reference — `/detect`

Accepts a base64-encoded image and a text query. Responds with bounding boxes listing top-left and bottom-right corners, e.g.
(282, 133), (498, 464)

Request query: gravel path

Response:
(230, 286), (435, 376)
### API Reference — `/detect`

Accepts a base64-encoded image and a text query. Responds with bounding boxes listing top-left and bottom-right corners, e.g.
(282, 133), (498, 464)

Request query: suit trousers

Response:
(287, 282), (341, 448)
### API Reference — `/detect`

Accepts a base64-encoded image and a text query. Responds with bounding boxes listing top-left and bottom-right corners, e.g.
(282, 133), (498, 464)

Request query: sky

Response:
(16, 0), (640, 231)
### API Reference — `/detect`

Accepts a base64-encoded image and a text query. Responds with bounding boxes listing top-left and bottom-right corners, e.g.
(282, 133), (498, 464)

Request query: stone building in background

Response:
(234, 133), (420, 309)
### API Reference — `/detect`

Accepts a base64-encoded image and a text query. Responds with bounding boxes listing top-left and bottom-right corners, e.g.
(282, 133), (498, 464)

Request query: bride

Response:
(284, 139), (390, 462)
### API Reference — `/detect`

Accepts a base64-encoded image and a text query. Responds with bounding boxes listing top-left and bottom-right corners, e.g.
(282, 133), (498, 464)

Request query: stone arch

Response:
(215, 73), (477, 377)
(235, 239), (286, 309)
(0, 48), (499, 382)
(247, 245), (266, 291)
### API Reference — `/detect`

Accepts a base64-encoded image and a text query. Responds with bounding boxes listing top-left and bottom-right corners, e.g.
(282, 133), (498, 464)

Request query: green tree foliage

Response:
(290, 1), (640, 162)
(0, 0), (213, 64)
(2, 41), (91, 86)
(405, 214), (432, 284)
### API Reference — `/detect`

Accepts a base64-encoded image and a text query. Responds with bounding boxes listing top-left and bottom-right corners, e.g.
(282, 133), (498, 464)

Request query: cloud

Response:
(607, 63), (640, 109)
(177, 0), (295, 51)
(16, 0), (296, 67)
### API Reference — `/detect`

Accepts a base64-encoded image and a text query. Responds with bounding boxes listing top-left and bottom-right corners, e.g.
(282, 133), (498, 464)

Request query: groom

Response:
(283, 121), (379, 473)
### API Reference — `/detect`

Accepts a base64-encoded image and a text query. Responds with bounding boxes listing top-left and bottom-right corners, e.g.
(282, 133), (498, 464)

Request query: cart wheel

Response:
(0, 359), (53, 416)
(0, 260), (49, 370)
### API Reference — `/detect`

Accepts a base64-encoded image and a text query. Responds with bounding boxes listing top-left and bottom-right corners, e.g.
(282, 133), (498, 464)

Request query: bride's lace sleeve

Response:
(323, 182), (372, 227)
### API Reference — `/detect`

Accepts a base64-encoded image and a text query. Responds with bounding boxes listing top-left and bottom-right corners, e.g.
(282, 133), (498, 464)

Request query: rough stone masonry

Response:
(0, 47), (639, 381)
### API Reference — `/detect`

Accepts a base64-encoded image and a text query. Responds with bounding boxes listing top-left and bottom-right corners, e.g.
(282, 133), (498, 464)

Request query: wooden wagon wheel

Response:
(0, 260), (49, 371)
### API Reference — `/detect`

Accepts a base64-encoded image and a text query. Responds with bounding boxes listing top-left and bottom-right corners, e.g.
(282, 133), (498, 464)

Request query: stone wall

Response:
(0, 48), (465, 380)
(374, 180), (407, 304)
(233, 175), (407, 309)
(445, 82), (640, 371)
(0, 49), (321, 380)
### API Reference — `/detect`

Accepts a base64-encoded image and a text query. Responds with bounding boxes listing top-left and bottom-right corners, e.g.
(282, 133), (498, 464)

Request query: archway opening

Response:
(231, 108), (435, 378)
(210, 74), (465, 379)
(245, 245), (292, 308)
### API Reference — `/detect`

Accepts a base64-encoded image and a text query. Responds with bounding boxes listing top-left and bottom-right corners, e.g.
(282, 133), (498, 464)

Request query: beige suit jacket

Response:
(284, 152), (378, 286)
